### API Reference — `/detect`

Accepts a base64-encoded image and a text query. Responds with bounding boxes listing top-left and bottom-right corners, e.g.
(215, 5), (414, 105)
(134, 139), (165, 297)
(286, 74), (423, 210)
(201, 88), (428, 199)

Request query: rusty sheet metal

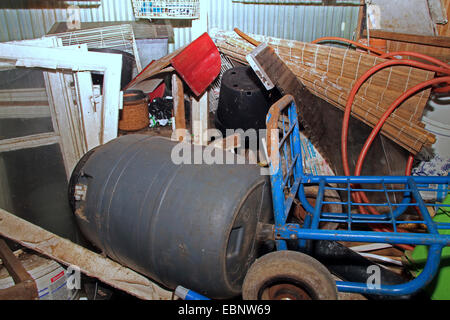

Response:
(0, 208), (172, 300)
(368, 0), (436, 36)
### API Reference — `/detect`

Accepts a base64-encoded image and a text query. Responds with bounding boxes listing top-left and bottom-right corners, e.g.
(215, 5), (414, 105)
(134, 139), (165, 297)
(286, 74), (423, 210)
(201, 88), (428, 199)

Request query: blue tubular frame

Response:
(266, 95), (450, 296)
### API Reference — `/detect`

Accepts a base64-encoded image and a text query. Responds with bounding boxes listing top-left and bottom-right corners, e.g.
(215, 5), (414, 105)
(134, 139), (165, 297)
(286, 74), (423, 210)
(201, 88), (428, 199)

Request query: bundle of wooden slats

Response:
(214, 30), (436, 155)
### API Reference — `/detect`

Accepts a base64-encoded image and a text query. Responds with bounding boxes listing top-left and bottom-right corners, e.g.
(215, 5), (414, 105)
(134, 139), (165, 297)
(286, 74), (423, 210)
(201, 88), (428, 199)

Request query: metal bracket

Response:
(246, 43), (275, 90)
(256, 222), (275, 242)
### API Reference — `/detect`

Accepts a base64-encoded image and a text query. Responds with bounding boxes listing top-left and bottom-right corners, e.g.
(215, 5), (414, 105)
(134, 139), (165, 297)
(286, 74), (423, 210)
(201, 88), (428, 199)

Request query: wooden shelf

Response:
(363, 29), (450, 49)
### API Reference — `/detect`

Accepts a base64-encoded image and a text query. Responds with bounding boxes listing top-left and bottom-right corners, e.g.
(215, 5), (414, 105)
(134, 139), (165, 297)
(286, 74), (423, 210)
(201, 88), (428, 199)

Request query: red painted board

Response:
(170, 32), (221, 96)
(148, 82), (166, 101)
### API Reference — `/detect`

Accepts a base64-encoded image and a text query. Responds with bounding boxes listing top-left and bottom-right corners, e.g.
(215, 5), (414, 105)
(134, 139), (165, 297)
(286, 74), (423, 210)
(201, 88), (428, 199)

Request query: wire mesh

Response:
(132, 0), (200, 19)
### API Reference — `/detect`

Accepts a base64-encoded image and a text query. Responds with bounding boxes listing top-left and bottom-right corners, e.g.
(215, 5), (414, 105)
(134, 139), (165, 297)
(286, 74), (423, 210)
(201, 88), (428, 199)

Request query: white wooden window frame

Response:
(0, 37), (122, 179)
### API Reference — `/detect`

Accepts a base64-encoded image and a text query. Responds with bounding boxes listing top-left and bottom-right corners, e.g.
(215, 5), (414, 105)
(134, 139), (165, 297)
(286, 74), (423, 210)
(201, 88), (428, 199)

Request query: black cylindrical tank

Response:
(68, 135), (272, 299)
(215, 66), (280, 134)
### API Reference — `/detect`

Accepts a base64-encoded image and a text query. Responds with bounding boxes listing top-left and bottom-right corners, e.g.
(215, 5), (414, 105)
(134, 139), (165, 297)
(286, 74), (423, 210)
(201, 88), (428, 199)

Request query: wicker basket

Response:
(119, 90), (149, 131)
(132, 0), (200, 19)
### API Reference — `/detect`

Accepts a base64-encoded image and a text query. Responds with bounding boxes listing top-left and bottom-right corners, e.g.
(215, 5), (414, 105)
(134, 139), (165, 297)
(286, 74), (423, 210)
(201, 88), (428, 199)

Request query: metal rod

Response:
(275, 224), (450, 246)
(336, 244), (443, 296)
(310, 179), (325, 230)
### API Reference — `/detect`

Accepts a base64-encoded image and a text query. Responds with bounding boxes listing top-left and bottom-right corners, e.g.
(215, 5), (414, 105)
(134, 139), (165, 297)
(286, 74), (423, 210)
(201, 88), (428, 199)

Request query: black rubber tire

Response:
(242, 250), (338, 300)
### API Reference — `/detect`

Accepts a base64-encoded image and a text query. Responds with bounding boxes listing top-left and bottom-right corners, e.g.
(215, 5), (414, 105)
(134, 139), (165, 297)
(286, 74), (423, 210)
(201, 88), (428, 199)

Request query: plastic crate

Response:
(132, 0), (200, 19)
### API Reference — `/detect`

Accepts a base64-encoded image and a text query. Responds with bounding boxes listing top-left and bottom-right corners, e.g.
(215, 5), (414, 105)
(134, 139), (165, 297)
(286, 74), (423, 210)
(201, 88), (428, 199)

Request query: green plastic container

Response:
(408, 193), (450, 300)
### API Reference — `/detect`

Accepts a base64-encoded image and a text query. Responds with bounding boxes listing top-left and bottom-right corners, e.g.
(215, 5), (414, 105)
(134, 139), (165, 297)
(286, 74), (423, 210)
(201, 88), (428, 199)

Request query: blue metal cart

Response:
(242, 95), (450, 300)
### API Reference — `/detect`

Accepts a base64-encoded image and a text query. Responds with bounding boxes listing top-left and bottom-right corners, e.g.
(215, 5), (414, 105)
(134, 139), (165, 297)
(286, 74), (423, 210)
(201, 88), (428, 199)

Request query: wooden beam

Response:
(245, 43), (325, 149)
(0, 239), (32, 284)
(171, 73), (187, 142)
(190, 1), (209, 146)
(0, 239), (38, 300)
(191, 95), (208, 146)
(0, 281), (39, 300)
(0, 208), (172, 300)
(363, 29), (450, 48)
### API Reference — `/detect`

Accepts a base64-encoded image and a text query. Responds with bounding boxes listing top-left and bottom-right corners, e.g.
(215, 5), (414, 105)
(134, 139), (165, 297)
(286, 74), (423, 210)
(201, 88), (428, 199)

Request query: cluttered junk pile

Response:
(1, 26), (450, 301)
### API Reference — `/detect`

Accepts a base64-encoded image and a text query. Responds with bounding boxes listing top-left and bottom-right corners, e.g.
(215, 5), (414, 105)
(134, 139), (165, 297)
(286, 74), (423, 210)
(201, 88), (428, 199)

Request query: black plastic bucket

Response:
(215, 66), (281, 134)
(89, 48), (135, 90)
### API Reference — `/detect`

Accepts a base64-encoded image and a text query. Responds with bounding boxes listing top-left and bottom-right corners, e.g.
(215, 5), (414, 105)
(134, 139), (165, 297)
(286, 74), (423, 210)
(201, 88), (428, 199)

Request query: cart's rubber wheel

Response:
(242, 250), (338, 300)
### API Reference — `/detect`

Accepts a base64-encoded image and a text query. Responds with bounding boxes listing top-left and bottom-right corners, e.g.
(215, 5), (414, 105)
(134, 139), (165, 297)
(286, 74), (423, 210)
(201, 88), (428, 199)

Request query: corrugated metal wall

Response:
(0, 0), (136, 43)
(0, 0), (361, 52)
(209, 0), (360, 42)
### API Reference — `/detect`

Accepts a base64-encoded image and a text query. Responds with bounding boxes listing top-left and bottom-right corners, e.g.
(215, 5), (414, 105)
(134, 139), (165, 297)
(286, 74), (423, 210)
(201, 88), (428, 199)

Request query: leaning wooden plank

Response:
(243, 43), (412, 177)
(125, 47), (184, 92)
(0, 208), (172, 300)
(0, 239), (33, 285)
(246, 42), (327, 148)
(129, 67), (174, 93)
(0, 239), (38, 300)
